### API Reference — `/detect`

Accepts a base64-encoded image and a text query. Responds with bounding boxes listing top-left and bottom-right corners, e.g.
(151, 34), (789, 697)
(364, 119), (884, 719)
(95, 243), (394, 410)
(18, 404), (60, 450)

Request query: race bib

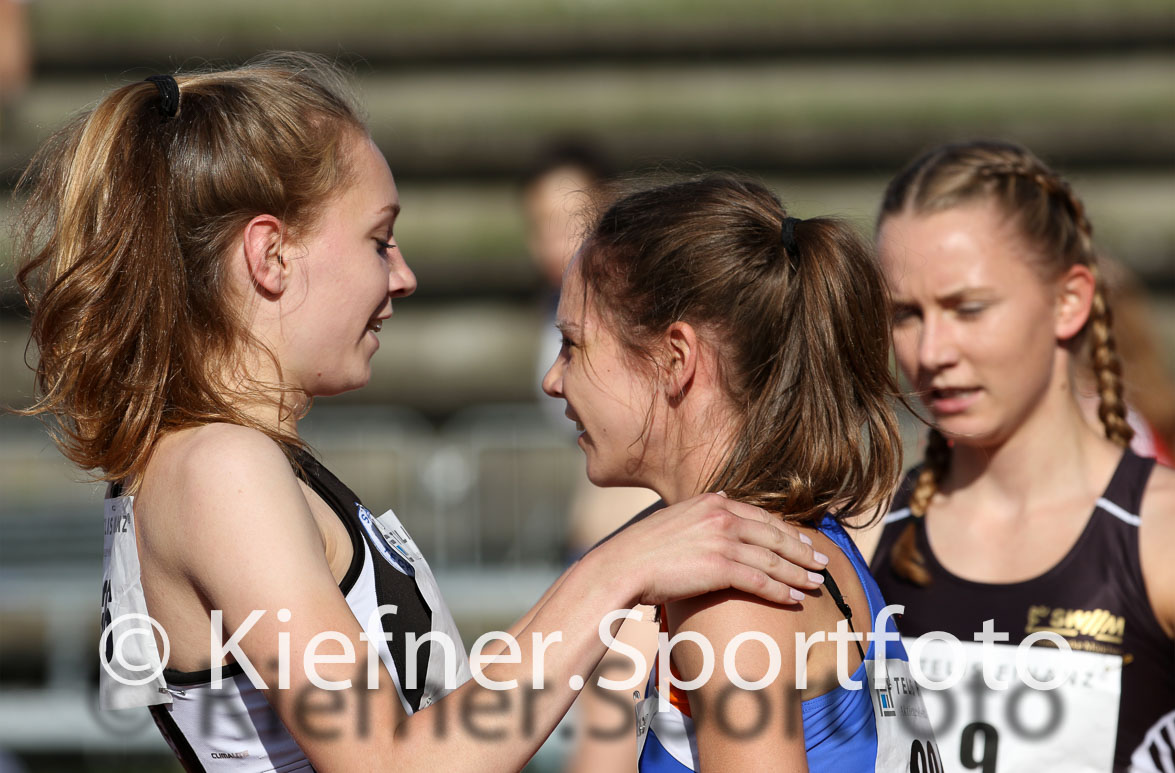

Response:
(99, 496), (171, 709)
(634, 676), (697, 770)
(908, 637), (1121, 773)
(635, 687), (655, 759)
(372, 508), (471, 708)
(357, 503), (418, 577)
(867, 657), (943, 772)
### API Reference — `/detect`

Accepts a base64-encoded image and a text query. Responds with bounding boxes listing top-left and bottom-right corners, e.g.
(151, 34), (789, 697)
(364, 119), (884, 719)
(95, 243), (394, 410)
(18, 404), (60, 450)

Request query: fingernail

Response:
(716, 490), (727, 497)
(808, 571), (825, 584)
(790, 588), (805, 602)
(798, 534), (812, 546)
(814, 551), (829, 565)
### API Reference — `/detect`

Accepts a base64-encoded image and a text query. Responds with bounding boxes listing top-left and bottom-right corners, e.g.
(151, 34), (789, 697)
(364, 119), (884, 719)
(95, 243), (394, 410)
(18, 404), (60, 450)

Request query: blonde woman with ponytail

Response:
(866, 140), (1175, 773)
(14, 54), (827, 772)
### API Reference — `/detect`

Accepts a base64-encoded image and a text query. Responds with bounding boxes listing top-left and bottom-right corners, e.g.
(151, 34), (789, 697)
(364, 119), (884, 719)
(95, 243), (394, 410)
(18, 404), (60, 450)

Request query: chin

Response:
(584, 467), (616, 488)
(585, 461), (646, 490)
(935, 417), (1012, 450)
(312, 374), (371, 398)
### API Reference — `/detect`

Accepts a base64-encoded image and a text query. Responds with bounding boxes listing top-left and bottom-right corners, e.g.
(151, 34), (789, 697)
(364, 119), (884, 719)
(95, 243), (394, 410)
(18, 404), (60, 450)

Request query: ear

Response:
(663, 321), (700, 402)
(1054, 264), (1095, 341)
(241, 214), (288, 295)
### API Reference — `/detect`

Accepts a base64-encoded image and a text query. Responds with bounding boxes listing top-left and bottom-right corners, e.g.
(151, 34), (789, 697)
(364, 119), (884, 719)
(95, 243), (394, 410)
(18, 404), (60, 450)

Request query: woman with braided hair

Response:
(866, 140), (1175, 772)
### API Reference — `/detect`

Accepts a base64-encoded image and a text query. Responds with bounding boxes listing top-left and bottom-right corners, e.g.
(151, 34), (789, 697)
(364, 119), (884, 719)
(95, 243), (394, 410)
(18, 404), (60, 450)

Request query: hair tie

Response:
(779, 216), (802, 253)
(144, 75), (180, 119)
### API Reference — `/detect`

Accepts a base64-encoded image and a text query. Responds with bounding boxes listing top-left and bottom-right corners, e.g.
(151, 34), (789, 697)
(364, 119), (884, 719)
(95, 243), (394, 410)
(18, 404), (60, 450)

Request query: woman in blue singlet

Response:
(542, 176), (940, 770)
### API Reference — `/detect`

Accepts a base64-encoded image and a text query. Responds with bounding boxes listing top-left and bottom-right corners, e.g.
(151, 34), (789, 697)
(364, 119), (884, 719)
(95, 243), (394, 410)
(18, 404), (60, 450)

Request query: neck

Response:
(235, 391), (306, 437)
(224, 348), (307, 437)
(651, 405), (737, 506)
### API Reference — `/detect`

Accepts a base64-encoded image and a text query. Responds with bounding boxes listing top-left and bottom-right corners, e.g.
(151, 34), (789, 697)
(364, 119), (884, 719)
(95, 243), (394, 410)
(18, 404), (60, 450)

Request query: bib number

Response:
(867, 658), (942, 771)
(906, 637), (1122, 773)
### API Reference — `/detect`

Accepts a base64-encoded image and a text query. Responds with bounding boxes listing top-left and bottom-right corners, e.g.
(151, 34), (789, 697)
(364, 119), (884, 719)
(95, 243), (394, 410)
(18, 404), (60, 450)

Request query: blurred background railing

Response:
(0, 1), (1172, 770)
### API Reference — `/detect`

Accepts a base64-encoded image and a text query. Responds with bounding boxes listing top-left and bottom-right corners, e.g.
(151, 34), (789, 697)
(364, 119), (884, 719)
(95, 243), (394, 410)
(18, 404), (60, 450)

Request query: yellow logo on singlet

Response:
(1026, 604), (1125, 645)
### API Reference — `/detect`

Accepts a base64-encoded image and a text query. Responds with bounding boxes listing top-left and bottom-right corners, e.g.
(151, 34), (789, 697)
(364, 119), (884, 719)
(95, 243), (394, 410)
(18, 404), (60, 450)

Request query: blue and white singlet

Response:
(636, 515), (938, 772)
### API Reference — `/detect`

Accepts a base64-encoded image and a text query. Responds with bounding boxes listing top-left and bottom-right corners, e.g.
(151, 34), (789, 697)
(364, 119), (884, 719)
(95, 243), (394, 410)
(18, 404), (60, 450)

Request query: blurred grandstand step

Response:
(3, 171), (1173, 305)
(26, 0), (1175, 68)
(6, 56), (1175, 182)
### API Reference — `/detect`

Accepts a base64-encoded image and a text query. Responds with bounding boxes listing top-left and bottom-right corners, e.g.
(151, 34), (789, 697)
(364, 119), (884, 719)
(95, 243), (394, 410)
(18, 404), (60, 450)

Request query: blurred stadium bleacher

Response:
(0, 1), (1172, 770)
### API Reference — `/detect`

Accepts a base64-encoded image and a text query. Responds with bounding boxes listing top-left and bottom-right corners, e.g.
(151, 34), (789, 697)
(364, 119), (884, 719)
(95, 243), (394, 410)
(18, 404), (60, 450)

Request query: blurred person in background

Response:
(0, 0), (32, 120)
(864, 140), (1175, 772)
(544, 175), (939, 770)
(13, 53), (829, 771)
(523, 141), (661, 564)
(522, 145), (662, 773)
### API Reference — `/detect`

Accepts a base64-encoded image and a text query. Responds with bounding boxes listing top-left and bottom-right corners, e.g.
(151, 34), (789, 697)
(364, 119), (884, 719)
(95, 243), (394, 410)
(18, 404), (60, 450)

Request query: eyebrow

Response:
(377, 203), (401, 219)
(937, 287), (997, 304)
(555, 320), (581, 336)
(893, 286), (995, 304)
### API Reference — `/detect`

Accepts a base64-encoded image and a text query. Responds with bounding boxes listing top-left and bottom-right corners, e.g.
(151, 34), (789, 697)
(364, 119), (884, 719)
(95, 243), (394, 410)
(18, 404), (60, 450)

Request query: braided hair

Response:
(879, 140), (1132, 586)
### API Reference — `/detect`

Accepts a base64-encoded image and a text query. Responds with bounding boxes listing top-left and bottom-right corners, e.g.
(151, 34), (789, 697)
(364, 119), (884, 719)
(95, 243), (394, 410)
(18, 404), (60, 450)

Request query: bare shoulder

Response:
(1139, 462), (1175, 637)
(665, 592), (810, 767)
(136, 424), (320, 586)
(1139, 462), (1175, 548)
(147, 422), (292, 487)
(1141, 461), (1175, 516)
(667, 590), (805, 667)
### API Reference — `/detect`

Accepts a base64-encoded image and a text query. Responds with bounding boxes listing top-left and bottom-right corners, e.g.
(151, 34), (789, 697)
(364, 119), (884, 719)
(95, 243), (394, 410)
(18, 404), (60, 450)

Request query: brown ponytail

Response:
(577, 175), (903, 526)
(14, 53), (367, 489)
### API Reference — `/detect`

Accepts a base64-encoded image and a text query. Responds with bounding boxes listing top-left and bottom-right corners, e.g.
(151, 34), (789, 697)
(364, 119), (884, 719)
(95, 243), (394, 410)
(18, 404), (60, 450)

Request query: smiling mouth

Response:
(366, 320), (383, 333)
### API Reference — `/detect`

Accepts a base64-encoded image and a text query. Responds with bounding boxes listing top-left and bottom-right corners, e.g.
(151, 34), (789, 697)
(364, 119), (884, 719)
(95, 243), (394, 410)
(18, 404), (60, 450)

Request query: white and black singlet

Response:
(871, 450), (1174, 773)
(99, 448), (472, 772)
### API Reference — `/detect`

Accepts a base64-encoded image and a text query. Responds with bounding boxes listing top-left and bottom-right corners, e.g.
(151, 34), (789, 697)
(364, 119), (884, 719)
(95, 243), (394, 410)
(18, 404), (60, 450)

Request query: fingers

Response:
(716, 494), (774, 525)
(726, 540), (825, 597)
(724, 511), (829, 576)
(716, 495), (813, 544)
(719, 559), (807, 606)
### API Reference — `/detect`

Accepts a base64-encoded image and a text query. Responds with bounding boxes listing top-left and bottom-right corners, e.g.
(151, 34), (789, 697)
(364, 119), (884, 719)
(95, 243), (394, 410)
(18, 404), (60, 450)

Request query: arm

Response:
(666, 591), (810, 773)
(156, 430), (825, 772)
(1139, 464), (1175, 638)
(564, 607), (660, 773)
(504, 496), (821, 647)
(501, 498), (667, 643)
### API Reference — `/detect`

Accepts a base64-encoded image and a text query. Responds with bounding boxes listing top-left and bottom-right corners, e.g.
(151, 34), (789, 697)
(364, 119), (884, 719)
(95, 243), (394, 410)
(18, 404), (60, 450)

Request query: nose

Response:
(389, 247), (417, 298)
(917, 313), (958, 372)
(541, 349), (564, 399)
